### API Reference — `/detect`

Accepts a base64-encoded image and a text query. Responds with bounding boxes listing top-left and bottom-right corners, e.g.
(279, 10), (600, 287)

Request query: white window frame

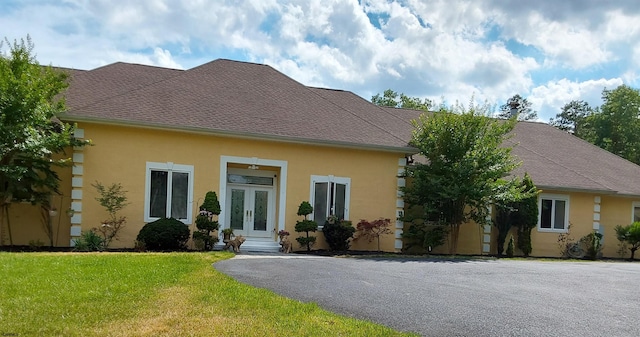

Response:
(309, 175), (351, 227)
(632, 201), (640, 223)
(144, 162), (194, 224)
(538, 193), (570, 233)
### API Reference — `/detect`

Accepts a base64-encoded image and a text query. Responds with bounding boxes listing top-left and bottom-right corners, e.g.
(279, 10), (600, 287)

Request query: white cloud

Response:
(152, 48), (182, 69)
(530, 78), (624, 121)
(2, 0), (640, 122)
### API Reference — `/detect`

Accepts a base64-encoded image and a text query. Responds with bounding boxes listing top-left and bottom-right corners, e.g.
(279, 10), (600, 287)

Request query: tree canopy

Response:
(549, 100), (594, 138)
(371, 89), (433, 111)
(549, 85), (640, 165)
(403, 101), (530, 254)
(587, 85), (640, 165)
(0, 36), (88, 244)
(495, 94), (538, 121)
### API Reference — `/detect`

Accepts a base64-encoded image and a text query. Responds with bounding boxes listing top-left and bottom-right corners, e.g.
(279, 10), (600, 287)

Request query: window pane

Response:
(540, 199), (552, 229)
(634, 206), (640, 223)
(150, 170), (168, 218)
(314, 182), (328, 224)
(230, 189), (245, 230)
(254, 190), (268, 231)
(228, 174), (273, 186)
(554, 200), (566, 229)
(170, 172), (189, 219)
(334, 183), (346, 220)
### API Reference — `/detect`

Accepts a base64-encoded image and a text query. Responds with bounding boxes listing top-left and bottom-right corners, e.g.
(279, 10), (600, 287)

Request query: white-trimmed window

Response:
(144, 162), (194, 224)
(633, 202), (640, 223)
(538, 194), (569, 232)
(310, 175), (350, 225)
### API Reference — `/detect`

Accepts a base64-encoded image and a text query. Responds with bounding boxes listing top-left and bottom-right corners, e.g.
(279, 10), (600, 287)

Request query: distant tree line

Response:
(373, 84), (640, 166)
(549, 85), (640, 165)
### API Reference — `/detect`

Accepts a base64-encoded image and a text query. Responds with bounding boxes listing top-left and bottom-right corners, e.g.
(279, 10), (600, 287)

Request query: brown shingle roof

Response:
(64, 62), (183, 111)
(308, 88), (423, 146)
(63, 60), (414, 152)
(509, 121), (640, 196)
(59, 59), (640, 195)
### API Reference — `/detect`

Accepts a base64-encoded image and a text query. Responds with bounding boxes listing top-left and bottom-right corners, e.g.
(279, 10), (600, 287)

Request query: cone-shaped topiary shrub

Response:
(295, 201), (317, 251)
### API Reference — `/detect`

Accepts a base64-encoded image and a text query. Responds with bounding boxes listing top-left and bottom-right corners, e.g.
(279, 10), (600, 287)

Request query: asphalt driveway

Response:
(214, 255), (640, 336)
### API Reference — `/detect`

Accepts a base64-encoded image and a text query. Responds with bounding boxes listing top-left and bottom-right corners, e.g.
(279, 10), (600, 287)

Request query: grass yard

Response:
(0, 252), (415, 337)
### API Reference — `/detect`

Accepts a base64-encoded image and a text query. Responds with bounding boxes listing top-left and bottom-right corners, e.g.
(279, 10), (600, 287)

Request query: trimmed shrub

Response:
(581, 231), (603, 260)
(506, 235), (515, 258)
(73, 230), (104, 252)
(295, 201), (317, 251)
(136, 217), (190, 251)
(402, 222), (448, 253)
(322, 217), (355, 251)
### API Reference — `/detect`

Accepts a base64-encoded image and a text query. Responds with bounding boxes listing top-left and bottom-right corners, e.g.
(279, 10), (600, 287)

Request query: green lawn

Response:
(0, 252), (416, 337)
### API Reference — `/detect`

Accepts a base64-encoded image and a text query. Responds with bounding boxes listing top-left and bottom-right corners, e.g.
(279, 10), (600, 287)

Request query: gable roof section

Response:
(62, 59), (414, 152)
(509, 122), (640, 196)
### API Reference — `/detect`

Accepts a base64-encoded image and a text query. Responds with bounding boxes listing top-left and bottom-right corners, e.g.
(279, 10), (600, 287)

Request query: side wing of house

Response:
(436, 122), (640, 258)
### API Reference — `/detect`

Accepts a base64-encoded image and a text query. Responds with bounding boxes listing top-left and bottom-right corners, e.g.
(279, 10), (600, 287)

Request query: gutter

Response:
(537, 185), (640, 198)
(61, 115), (420, 155)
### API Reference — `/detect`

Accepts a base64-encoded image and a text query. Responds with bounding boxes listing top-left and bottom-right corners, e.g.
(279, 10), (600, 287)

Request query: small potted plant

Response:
(278, 229), (290, 241)
(221, 228), (234, 243)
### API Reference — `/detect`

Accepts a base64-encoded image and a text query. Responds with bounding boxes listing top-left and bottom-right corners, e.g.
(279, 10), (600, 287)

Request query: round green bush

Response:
(136, 217), (190, 251)
(322, 219), (355, 251)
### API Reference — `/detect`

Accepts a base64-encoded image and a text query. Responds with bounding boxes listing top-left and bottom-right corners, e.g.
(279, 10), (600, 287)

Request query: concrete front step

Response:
(215, 238), (281, 253)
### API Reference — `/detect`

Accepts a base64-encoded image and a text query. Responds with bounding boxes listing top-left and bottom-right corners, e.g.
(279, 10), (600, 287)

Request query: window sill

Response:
(537, 228), (568, 234)
(145, 217), (191, 225)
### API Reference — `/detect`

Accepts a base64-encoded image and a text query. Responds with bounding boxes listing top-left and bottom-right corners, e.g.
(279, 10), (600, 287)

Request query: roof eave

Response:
(536, 185), (617, 195)
(62, 115), (419, 154)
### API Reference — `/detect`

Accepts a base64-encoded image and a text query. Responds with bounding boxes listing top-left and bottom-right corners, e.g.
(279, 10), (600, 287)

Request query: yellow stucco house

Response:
(4, 60), (417, 252)
(4, 59), (640, 257)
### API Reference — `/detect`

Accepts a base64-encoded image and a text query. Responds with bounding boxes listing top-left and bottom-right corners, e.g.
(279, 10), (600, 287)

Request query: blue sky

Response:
(2, 0), (639, 122)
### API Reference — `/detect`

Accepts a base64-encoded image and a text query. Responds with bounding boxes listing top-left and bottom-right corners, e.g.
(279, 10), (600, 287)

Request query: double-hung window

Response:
(538, 194), (569, 232)
(310, 175), (350, 225)
(145, 162), (194, 224)
(633, 202), (640, 223)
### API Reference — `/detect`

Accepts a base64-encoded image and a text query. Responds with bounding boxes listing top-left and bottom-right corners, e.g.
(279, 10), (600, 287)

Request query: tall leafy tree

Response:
(371, 89), (433, 111)
(496, 94), (538, 121)
(511, 174), (539, 257)
(549, 100), (594, 138)
(404, 101), (530, 254)
(493, 174), (538, 257)
(0, 36), (88, 245)
(587, 85), (640, 165)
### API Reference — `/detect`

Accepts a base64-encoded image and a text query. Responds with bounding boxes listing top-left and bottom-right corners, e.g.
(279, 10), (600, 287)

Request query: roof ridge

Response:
(111, 61), (183, 71)
(308, 88), (414, 145)
(68, 62), (186, 111)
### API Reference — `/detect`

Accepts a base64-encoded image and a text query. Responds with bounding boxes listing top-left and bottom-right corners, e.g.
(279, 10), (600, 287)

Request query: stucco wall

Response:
(600, 195), (638, 258)
(402, 189), (640, 258)
(55, 122), (404, 251)
(2, 155), (73, 247)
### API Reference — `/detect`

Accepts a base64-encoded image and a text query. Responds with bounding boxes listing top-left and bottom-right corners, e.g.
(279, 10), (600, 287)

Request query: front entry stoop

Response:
(216, 238), (281, 253)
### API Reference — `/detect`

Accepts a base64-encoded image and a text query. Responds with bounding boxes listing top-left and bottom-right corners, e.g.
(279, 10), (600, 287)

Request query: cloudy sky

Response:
(2, 0), (639, 121)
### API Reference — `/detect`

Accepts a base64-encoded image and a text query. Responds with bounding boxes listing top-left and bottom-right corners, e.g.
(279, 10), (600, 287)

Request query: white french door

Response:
(226, 185), (274, 238)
